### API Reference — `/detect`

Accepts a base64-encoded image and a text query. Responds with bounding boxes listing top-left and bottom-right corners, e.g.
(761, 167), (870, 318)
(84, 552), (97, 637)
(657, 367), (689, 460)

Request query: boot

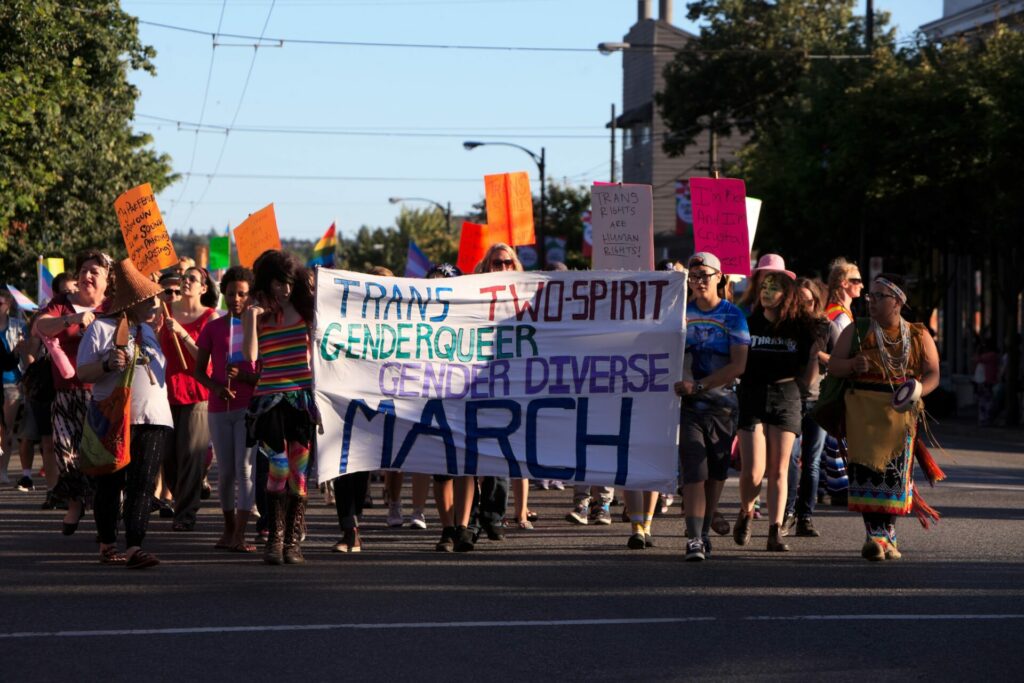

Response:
(733, 511), (752, 546)
(263, 493), (287, 565)
(767, 523), (790, 552)
(283, 495), (307, 565)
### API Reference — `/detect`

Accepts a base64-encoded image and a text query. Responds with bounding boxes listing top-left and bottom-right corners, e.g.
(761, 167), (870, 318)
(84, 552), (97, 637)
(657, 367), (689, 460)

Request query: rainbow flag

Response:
(37, 257), (64, 306)
(6, 285), (38, 311)
(308, 222), (337, 268)
(227, 316), (245, 364)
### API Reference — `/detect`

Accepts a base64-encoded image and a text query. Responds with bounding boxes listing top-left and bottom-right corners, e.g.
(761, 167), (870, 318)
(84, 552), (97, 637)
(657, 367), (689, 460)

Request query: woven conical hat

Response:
(108, 258), (164, 315)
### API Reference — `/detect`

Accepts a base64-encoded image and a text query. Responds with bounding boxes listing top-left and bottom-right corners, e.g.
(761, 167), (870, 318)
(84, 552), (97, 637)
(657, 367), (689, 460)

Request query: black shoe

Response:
(158, 501), (174, 518)
(435, 526), (456, 552)
(644, 533), (655, 548)
(780, 512), (796, 537)
(733, 512), (752, 546)
(796, 517), (820, 537)
(627, 532), (646, 550)
(702, 534), (712, 558)
(40, 491), (58, 510)
(481, 524), (505, 542)
(200, 480), (212, 500)
(453, 526), (475, 552)
(767, 524), (791, 552)
(15, 476), (34, 492)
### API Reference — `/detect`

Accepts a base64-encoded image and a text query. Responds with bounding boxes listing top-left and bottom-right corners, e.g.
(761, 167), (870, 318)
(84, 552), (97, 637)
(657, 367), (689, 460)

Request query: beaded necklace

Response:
(871, 317), (910, 384)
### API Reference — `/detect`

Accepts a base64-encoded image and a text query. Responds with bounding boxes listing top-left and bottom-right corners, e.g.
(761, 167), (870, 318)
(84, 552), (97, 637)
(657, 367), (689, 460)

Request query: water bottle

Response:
(42, 335), (76, 379)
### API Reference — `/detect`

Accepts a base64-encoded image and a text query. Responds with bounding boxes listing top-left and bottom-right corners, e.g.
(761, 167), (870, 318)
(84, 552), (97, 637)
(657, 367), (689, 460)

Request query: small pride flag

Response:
(308, 222), (337, 268)
(6, 285), (38, 311)
(227, 316), (245, 364)
(405, 240), (431, 278)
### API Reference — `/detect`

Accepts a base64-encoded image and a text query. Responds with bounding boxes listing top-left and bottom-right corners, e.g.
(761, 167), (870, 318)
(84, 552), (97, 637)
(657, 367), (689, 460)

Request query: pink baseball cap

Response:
(752, 253), (796, 280)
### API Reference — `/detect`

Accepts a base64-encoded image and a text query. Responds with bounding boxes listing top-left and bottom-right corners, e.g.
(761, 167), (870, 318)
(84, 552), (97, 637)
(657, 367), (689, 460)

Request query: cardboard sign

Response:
(233, 204), (281, 268)
(313, 268), (687, 491)
(209, 236), (230, 270)
(745, 197), (762, 251)
(114, 183), (177, 276)
(589, 183), (654, 271)
(457, 221), (493, 274)
(485, 172), (535, 246)
(690, 177), (750, 276)
(194, 244), (209, 269)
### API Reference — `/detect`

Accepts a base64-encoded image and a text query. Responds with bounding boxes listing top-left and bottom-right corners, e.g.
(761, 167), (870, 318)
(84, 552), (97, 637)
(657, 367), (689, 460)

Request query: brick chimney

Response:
(659, 0), (673, 24)
(638, 0), (652, 21)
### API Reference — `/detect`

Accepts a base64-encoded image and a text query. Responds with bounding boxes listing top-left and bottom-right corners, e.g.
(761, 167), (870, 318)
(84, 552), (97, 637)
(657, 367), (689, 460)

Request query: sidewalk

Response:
(929, 415), (1024, 451)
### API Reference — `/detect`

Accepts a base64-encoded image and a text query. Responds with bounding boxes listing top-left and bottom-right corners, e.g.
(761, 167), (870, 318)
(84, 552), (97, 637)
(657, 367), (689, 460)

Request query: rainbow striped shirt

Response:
(255, 320), (313, 395)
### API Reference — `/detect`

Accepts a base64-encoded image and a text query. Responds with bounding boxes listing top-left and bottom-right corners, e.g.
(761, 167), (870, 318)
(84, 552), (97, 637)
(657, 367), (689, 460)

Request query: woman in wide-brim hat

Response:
(76, 258), (174, 569)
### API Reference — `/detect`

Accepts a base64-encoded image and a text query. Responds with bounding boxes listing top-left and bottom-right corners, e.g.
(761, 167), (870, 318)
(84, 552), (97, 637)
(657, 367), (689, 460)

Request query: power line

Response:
(134, 114), (604, 132)
(133, 115), (607, 140)
(180, 0), (277, 227)
(167, 0), (228, 218)
(179, 172), (484, 182)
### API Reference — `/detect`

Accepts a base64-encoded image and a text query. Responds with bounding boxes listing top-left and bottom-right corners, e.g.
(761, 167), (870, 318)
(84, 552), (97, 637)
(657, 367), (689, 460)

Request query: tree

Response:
(0, 0), (175, 288)
(338, 206), (456, 275)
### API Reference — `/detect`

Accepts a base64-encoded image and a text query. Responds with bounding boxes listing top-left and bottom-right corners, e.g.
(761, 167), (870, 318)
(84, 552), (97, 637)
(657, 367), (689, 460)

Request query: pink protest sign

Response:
(689, 177), (750, 276)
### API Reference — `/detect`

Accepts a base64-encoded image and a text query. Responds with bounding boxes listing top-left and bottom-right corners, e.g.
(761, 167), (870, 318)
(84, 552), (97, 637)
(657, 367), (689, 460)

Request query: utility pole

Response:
(610, 103), (617, 183)
(866, 0), (874, 54)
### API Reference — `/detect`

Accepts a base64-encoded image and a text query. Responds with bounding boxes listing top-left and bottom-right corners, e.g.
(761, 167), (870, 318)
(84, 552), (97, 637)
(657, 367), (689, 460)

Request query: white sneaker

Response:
(409, 510), (427, 530)
(387, 503), (404, 528)
(550, 480), (565, 491)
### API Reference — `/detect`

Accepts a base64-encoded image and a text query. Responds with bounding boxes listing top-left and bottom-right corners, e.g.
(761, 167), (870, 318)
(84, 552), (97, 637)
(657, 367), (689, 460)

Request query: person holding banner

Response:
(36, 249), (112, 535)
(673, 253), (750, 562)
(196, 266), (260, 552)
(733, 257), (820, 552)
(159, 267), (218, 532)
(77, 259), (171, 568)
(827, 274), (942, 561)
(244, 250), (318, 565)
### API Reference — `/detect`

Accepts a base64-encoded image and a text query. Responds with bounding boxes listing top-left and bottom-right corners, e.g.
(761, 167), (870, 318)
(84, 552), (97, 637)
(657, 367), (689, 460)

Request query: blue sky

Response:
(126, 0), (942, 242)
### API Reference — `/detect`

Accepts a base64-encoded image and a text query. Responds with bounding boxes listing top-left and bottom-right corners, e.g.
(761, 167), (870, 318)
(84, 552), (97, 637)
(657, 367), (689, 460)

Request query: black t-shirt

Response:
(742, 310), (814, 385)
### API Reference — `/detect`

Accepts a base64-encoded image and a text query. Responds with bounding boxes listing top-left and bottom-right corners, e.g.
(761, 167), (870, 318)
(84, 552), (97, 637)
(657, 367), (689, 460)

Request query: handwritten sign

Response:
(233, 204), (281, 268)
(485, 172), (535, 246)
(114, 183), (177, 276)
(590, 183), (654, 271)
(690, 177), (750, 276)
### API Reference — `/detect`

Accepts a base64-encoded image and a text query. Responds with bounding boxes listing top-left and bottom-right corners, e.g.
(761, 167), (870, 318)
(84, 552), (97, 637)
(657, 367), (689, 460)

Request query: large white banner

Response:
(314, 269), (686, 491)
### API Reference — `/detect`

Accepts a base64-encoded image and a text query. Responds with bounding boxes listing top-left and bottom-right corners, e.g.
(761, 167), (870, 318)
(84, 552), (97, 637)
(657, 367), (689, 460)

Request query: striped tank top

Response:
(255, 320), (313, 395)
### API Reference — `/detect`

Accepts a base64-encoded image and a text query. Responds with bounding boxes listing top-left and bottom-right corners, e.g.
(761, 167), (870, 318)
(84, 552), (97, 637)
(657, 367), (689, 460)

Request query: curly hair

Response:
(220, 265), (254, 291)
(252, 250), (314, 323)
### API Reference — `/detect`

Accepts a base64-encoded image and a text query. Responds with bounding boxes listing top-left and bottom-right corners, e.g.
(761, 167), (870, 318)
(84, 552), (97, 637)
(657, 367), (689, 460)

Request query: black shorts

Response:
(679, 406), (737, 484)
(737, 381), (802, 435)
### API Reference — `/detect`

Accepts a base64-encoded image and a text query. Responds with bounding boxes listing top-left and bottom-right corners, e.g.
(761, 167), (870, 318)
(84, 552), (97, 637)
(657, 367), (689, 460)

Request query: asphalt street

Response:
(2, 422), (1022, 682)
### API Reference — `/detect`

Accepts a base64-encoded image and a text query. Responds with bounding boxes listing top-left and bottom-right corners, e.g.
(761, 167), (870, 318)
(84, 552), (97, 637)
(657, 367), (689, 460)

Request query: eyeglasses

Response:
(687, 273), (717, 284)
(866, 292), (897, 302)
(491, 259), (515, 268)
(848, 278), (863, 285)
(162, 288), (182, 297)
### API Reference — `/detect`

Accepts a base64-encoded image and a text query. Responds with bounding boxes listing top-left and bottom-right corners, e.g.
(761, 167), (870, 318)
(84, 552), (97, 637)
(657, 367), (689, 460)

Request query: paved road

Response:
(2, 424), (1023, 681)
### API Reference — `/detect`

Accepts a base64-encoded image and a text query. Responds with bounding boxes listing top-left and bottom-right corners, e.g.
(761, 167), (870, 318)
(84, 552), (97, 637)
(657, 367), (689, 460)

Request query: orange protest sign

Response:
(114, 183), (178, 276)
(233, 204), (282, 268)
(484, 172), (535, 246)
(457, 221), (495, 274)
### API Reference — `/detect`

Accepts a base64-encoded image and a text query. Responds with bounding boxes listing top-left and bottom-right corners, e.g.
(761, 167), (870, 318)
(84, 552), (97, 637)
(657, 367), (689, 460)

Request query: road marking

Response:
(2, 614), (1023, 639)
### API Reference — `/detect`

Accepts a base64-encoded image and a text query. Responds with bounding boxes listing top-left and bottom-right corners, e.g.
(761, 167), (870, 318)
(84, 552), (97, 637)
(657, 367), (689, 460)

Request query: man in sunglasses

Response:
(158, 273), (182, 301)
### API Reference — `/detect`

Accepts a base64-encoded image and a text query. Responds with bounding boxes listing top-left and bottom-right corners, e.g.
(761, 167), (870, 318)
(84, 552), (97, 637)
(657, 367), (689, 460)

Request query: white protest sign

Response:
(590, 183), (655, 271)
(746, 197), (762, 251)
(313, 268), (686, 491)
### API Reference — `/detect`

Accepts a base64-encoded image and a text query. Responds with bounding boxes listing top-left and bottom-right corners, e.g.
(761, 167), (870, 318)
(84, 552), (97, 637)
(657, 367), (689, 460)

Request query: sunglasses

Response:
(491, 258), (515, 268)
(162, 288), (182, 297)
(687, 272), (717, 283)
(183, 274), (203, 284)
(848, 278), (863, 285)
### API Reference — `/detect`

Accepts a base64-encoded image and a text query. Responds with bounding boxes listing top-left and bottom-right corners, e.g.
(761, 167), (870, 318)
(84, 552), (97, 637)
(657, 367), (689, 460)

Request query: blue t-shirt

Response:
(684, 299), (750, 412)
(1, 323), (22, 385)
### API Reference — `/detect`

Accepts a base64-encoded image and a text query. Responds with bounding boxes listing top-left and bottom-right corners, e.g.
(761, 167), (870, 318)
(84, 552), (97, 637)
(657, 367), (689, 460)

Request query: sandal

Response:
(99, 546), (127, 565)
(516, 519), (535, 530)
(126, 549), (160, 569)
(228, 542), (257, 553)
(526, 510), (539, 523)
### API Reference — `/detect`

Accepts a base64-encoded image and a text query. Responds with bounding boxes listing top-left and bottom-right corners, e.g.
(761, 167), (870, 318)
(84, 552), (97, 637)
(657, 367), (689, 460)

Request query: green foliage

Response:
(338, 206), (457, 275)
(0, 0), (176, 289)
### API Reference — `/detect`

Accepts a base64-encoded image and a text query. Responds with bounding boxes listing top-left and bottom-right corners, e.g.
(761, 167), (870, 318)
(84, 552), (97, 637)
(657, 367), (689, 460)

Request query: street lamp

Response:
(463, 140), (546, 268)
(388, 196), (452, 231)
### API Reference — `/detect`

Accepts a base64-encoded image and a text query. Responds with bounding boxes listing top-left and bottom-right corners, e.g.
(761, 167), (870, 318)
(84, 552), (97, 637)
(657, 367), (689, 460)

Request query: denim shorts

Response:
(737, 381), (802, 435)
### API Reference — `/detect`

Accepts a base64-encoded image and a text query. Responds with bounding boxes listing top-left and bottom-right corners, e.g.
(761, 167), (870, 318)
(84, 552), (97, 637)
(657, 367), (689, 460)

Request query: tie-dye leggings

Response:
(253, 398), (312, 497)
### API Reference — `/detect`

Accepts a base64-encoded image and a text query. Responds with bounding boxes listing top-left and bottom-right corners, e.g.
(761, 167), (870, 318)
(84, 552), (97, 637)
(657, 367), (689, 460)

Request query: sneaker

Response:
(535, 479), (551, 490)
(781, 512), (796, 537)
(658, 494), (674, 516)
(387, 503), (404, 528)
(795, 516), (820, 537)
(685, 537), (706, 561)
(710, 511), (730, 536)
(550, 480), (565, 491)
(566, 501), (589, 525)
(409, 510), (427, 530)
(627, 532), (646, 550)
(15, 476), (34, 492)
(590, 504), (612, 526)
(702, 534), (713, 558)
